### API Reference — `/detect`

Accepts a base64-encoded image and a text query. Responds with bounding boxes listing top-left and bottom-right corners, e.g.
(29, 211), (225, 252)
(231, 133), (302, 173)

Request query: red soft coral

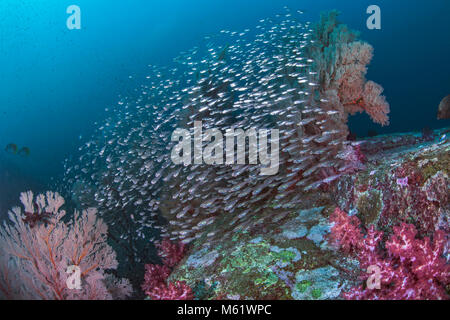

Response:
(156, 239), (187, 268)
(330, 208), (450, 300)
(329, 207), (363, 254)
(142, 239), (193, 300)
(141, 264), (171, 293)
(147, 281), (194, 300)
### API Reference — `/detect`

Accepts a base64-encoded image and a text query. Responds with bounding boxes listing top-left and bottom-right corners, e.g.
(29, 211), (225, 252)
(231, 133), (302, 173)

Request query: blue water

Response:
(0, 0), (449, 212)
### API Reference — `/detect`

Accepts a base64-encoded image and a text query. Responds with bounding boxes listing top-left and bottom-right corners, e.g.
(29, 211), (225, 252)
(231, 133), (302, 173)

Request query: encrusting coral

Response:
(0, 191), (132, 300)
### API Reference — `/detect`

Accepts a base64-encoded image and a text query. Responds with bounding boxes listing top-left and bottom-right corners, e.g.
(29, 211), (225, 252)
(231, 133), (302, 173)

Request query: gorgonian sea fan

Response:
(329, 208), (450, 300)
(0, 191), (132, 300)
(309, 10), (390, 126)
(64, 10), (388, 251)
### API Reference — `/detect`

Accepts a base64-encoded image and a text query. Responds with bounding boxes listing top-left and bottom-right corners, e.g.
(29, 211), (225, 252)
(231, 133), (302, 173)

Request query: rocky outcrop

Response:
(169, 128), (449, 300)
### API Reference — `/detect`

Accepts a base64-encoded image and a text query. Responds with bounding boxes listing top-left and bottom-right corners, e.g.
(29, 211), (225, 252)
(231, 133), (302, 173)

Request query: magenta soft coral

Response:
(141, 264), (171, 294)
(156, 238), (187, 268)
(329, 208), (362, 255)
(329, 208), (450, 300)
(147, 281), (194, 300)
(142, 239), (193, 300)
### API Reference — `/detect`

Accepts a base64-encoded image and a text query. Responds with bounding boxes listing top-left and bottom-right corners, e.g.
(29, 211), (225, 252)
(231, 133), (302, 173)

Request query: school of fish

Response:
(63, 9), (354, 262)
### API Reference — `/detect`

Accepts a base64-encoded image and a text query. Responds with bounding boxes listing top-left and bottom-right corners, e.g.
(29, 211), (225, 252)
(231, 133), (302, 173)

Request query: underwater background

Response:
(0, 0), (449, 300)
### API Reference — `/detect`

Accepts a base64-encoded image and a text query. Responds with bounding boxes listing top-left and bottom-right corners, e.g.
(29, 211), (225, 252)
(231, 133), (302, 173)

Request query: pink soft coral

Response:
(141, 264), (171, 294)
(330, 207), (450, 300)
(329, 207), (362, 254)
(147, 281), (194, 300)
(156, 238), (187, 268)
(142, 239), (193, 300)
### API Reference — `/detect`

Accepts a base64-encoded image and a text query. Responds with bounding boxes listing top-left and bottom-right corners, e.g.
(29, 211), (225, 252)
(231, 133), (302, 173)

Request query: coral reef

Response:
(335, 128), (450, 238)
(166, 130), (449, 300)
(329, 208), (449, 300)
(25, 10), (444, 300)
(141, 264), (171, 294)
(63, 11), (391, 272)
(438, 95), (450, 120)
(141, 239), (193, 300)
(0, 191), (132, 300)
(156, 239), (187, 268)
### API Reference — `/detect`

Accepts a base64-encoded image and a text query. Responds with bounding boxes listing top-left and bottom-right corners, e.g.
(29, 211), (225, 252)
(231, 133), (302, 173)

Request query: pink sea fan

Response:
(311, 11), (390, 127)
(336, 41), (374, 104)
(0, 191), (132, 300)
(362, 81), (390, 126)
